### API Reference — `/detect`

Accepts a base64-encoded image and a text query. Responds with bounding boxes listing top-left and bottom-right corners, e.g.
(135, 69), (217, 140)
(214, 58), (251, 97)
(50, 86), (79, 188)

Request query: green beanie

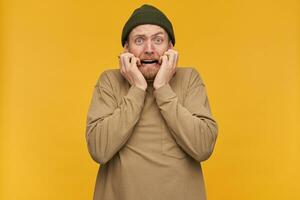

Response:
(121, 4), (175, 47)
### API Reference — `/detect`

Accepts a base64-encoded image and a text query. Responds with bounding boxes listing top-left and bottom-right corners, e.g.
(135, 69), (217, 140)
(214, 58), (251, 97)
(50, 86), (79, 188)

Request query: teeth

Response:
(141, 60), (158, 64)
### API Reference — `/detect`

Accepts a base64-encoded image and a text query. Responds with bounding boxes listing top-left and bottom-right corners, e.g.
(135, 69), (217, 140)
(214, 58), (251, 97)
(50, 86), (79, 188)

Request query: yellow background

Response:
(1, 0), (299, 199)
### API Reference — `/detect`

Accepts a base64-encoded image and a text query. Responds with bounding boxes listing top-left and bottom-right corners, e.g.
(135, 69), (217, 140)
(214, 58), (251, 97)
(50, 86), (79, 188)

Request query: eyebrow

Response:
(132, 31), (165, 38)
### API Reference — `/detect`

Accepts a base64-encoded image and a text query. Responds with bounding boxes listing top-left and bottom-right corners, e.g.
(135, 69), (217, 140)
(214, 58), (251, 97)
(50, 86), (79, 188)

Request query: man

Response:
(86, 4), (218, 200)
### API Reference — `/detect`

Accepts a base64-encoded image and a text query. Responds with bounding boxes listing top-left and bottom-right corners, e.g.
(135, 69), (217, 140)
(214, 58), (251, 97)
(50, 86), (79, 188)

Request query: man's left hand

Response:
(153, 49), (178, 90)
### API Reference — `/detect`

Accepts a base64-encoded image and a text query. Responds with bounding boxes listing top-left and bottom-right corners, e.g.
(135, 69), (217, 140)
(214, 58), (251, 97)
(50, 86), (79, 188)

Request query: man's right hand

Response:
(119, 52), (147, 91)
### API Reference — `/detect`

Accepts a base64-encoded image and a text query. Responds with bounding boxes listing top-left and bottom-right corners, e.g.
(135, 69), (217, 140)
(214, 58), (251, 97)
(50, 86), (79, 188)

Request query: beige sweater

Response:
(85, 67), (218, 200)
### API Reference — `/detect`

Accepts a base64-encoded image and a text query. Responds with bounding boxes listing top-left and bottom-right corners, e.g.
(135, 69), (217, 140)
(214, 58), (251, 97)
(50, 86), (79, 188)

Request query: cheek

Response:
(155, 44), (170, 55)
(129, 47), (143, 57)
(156, 47), (168, 56)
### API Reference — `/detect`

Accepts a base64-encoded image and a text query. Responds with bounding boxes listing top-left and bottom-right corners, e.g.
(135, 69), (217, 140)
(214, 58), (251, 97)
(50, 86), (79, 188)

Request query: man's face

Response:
(124, 24), (172, 80)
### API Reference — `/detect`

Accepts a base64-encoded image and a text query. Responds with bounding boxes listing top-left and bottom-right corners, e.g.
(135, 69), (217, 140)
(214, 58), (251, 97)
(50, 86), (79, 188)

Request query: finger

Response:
(122, 54), (132, 71)
(168, 49), (177, 54)
(171, 52), (177, 68)
(121, 52), (134, 61)
(164, 51), (174, 67)
(136, 57), (141, 67)
(119, 55), (125, 72)
(119, 58), (128, 79)
(161, 55), (168, 67)
(174, 53), (178, 67)
(119, 56), (123, 70)
(164, 49), (178, 57)
(166, 50), (178, 67)
(130, 56), (137, 68)
(169, 52), (175, 67)
(129, 57), (132, 63)
(120, 53), (135, 82)
(159, 56), (163, 65)
(121, 55), (130, 74)
(121, 55), (127, 71)
(163, 52), (170, 63)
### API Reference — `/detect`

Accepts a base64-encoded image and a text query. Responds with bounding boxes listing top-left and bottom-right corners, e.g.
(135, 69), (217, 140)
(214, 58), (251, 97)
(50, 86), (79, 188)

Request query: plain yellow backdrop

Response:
(1, 0), (299, 199)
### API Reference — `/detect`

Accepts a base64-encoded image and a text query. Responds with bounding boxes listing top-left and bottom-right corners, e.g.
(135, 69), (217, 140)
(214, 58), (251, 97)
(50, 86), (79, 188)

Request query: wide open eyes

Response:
(134, 36), (164, 46)
(153, 36), (163, 45)
(134, 37), (144, 45)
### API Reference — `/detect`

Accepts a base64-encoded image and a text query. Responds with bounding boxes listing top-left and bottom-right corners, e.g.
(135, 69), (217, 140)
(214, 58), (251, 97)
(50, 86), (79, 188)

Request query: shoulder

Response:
(95, 68), (126, 87)
(175, 67), (204, 85)
(175, 67), (201, 76)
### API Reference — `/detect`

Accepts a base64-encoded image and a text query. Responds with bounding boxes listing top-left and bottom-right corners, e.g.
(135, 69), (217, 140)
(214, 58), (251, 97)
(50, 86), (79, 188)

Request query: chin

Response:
(139, 64), (160, 80)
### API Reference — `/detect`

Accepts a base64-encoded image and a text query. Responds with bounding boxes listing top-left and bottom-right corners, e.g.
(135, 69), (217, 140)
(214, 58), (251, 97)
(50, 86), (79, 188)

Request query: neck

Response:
(146, 79), (154, 84)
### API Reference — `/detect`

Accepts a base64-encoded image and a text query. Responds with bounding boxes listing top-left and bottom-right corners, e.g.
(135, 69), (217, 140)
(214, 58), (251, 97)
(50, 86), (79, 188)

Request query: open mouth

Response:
(141, 60), (159, 65)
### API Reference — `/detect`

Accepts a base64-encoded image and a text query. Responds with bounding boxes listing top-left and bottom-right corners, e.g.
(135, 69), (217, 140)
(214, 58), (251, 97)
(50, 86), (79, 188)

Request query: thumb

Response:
(161, 55), (168, 67)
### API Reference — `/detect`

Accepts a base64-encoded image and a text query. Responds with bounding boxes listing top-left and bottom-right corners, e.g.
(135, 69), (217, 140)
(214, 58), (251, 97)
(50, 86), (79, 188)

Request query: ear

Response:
(124, 42), (129, 53)
(169, 42), (174, 49)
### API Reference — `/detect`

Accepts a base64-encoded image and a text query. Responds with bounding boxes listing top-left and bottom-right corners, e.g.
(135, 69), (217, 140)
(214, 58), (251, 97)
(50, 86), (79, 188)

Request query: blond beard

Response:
(138, 65), (160, 81)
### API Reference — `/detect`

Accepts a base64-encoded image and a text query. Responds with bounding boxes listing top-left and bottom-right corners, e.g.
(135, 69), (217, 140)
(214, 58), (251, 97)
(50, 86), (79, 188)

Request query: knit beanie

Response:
(121, 4), (175, 47)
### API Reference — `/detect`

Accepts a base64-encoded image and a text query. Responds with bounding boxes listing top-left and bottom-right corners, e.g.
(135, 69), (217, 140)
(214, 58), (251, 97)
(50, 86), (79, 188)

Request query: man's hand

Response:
(119, 52), (148, 91)
(153, 48), (178, 90)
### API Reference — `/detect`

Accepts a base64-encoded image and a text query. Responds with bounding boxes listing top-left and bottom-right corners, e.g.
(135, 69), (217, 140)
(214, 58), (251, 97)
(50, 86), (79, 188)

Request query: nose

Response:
(144, 40), (154, 55)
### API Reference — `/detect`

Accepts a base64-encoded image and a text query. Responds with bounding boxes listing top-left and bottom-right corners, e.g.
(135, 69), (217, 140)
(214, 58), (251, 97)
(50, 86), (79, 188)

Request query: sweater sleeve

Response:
(153, 68), (218, 162)
(85, 71), (146, 165)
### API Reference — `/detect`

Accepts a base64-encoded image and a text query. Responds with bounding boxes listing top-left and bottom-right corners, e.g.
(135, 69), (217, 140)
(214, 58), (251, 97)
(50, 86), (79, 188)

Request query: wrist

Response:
(135, 84), (147, 91)
(153, 83), (166, 90)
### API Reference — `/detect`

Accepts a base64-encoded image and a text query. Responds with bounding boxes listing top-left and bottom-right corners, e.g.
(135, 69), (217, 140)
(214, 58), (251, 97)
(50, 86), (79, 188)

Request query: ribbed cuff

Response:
(126, 85), (146, 108)
(153, 84), (177, 106)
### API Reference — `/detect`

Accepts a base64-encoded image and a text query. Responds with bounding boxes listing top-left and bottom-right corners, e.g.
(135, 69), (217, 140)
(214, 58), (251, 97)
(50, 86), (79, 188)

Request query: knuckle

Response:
(124, 52), (133, 57)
